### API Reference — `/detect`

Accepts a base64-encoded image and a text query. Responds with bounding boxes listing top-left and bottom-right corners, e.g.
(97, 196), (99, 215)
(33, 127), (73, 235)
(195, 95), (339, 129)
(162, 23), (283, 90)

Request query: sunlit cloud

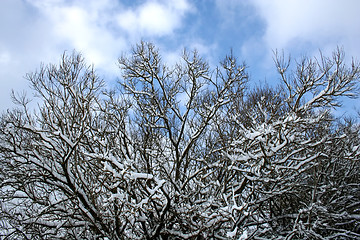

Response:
(117, 0), (191, 37)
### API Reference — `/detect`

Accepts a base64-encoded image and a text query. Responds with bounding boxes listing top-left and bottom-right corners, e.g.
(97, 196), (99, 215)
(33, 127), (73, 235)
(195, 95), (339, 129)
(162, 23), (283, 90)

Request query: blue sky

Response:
(1, 0), (359, 115)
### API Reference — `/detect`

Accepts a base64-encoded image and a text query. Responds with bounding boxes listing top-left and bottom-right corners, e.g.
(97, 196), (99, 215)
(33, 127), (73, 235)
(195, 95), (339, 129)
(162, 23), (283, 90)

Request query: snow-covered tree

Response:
(0, 43), (359, 239)
(220, 49), (360, 239)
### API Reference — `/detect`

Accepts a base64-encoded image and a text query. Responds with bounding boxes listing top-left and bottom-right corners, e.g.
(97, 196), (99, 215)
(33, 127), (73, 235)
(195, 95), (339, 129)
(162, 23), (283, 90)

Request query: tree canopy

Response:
(1, 42), (359, 239)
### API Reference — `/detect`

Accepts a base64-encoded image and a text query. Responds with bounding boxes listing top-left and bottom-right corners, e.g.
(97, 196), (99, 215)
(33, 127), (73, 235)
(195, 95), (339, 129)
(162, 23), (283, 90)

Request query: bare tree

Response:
(0, 52), (113, 239)
(220, 48), (360, 239)
(113, 42), (247, 238)
(0, 43), (359, 239)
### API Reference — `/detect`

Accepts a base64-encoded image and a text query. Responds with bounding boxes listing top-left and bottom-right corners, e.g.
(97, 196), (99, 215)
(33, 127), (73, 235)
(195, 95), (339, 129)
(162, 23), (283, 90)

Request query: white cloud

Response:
(117, 0), (191, 37)
(248, 0), (360, 116)
(0, 0), (193, 111)
(0, 52), (11, 65)
(139, 2), (177, 35)
(26, 0), (127, 73)
(23, 0), (192, 70)
(0, 0), (58, 110)
(251, 0), (360, 55)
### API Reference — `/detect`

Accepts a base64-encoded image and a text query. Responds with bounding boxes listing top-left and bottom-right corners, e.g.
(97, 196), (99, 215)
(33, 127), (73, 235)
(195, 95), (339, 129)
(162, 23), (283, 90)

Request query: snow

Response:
(245, 131), (262, 140)
(238, 230), (248, 240)
(129, 172), (154, 180)
(227, 227), (237, 238)
(1, 45), (359, 239)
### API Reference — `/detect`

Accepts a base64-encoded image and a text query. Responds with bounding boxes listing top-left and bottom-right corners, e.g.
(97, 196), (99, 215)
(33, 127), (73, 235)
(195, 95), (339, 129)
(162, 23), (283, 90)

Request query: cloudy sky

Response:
(1, 0), (359, 114)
